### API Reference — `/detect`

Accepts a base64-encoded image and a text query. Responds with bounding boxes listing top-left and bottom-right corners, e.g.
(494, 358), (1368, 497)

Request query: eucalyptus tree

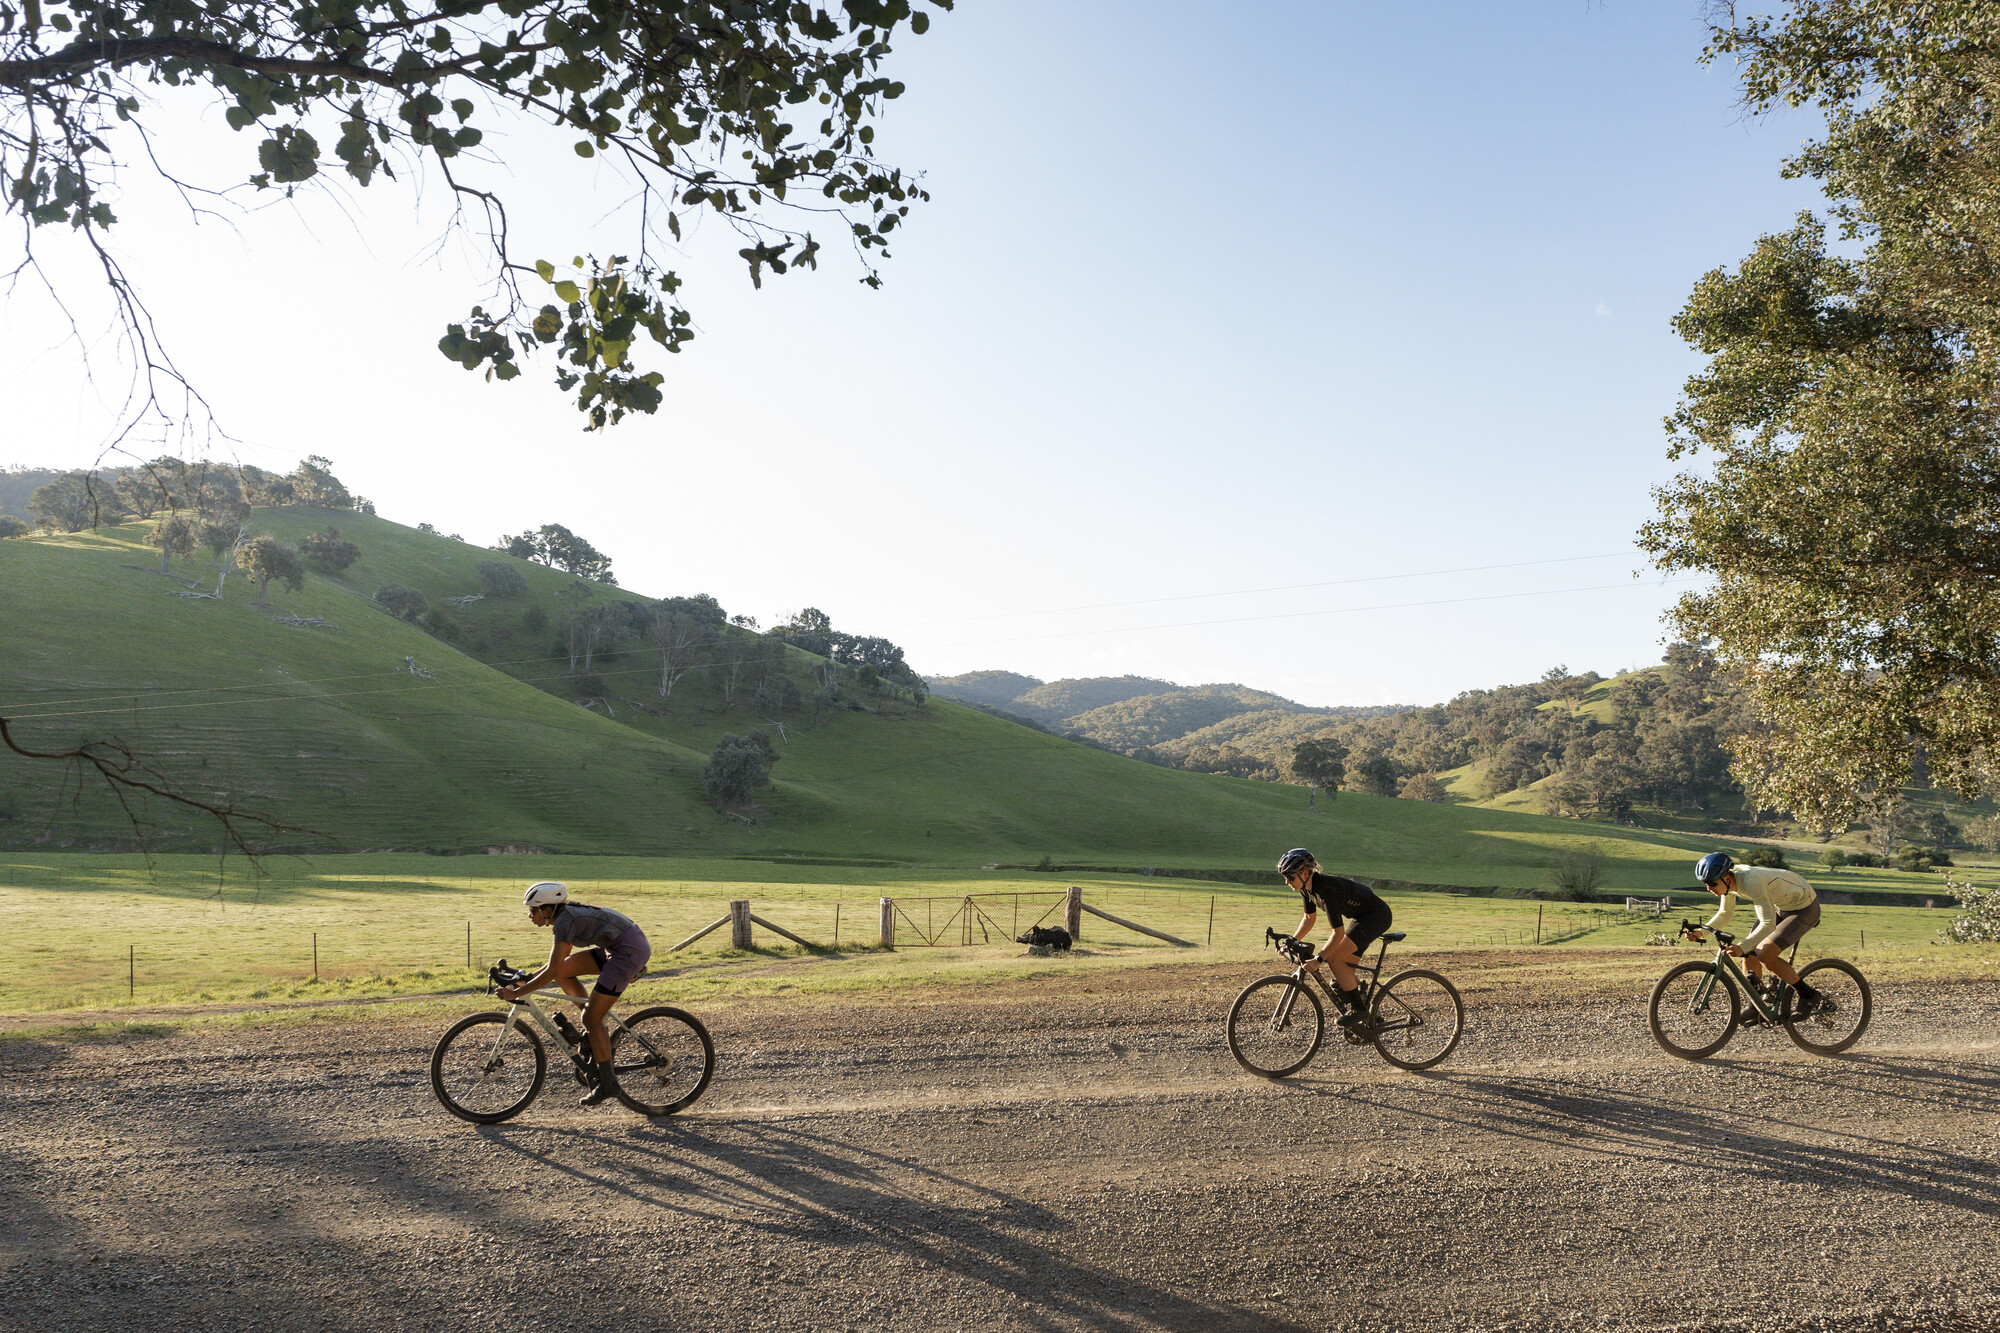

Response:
(1643, 2), (2000, 831)
(1, 0), (948, 433)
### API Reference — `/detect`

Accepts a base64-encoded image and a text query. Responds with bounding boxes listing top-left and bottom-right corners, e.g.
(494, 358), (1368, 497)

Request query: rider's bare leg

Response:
(552, 951), (600, 999)
(1322, 929), (1360, 992)
(581, 989), (617, 1063)
(1752, 940), (1800, 986)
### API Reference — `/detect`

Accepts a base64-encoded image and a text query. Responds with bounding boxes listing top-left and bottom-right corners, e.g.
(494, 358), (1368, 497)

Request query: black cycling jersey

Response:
(1299, 871), (1387, 926)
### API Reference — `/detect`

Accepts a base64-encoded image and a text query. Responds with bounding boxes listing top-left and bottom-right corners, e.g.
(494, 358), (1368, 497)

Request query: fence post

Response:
(129, 944), (134, 999)
(313, 932), (318, 982)
(730, 899), (752, 950)
(1208, 895), (1215, 946)
(1537, 904), (1542, 945)
(834, 902), (841, 946)
(1066, 885), (1082, 941)
(466, 920), (471, 969)
(879, 897), (896, 949)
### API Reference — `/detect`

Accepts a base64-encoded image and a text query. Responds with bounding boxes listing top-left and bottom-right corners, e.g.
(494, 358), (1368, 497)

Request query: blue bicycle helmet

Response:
(1276, 848), (1316, 877)
(1694, 852), (1734, 886)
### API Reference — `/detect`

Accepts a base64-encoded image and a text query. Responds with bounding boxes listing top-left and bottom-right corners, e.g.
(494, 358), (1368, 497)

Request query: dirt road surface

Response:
(2, 954), (1997, 1332)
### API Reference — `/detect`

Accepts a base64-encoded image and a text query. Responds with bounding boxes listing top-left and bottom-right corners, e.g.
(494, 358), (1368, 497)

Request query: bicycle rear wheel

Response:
(1787, 959), (1871, 1056)
(1227, 976), (1324, 1078)
(610, 1006), (716, 1116)
(1649, 961), (1740, 1060)
(1370, 969), (1464, 1071)
(431, 1011), (546, 1124)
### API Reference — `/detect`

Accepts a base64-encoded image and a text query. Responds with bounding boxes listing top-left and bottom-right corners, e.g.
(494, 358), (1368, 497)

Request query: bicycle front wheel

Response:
(1649, 961), (1740, 1060)
(1227, 976), (1324, 1078)
(431, 1011), (547, 1124)
(610, 1006), (716, 1116)
(1788, 959), (1871, 1056)
(1370, 969), (1464, 1071)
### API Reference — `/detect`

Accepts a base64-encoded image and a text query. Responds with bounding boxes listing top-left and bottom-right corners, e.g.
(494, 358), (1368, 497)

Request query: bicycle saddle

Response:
(1380, 931), (1407, 944)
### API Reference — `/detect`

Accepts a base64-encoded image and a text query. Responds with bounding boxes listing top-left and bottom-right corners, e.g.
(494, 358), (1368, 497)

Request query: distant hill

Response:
(925, 670), (1043, 711)
(927, 670), (1403, 778)
(0, 467), (61, 519)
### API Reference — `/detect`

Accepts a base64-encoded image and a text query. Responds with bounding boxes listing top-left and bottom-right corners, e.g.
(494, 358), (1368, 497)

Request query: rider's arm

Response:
(1294, 911), (1316, 941)
(508, 939), (573, 996)
(1704, 891), (1736, 935)
(1738, 899), (1779, 953)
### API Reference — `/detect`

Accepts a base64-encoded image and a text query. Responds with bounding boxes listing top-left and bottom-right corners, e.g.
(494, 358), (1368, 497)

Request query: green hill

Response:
(1008, 675), (1179, 724)
(0, 507), (1749, 886)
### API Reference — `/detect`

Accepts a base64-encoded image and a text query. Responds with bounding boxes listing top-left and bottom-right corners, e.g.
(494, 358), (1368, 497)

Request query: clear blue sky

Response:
(0, 1), (1823, 705)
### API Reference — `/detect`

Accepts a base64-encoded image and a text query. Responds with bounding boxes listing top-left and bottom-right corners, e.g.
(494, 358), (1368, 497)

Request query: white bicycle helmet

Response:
(523, 881), (568, 909)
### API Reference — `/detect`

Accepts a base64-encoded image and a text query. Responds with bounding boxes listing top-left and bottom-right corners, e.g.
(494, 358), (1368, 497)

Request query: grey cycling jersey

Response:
(551, 903), (635, 951)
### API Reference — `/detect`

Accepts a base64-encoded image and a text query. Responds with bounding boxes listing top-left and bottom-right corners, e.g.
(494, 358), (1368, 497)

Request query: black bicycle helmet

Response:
(1276, 848), (1316, 877)
(1694, 851), (1734, 886)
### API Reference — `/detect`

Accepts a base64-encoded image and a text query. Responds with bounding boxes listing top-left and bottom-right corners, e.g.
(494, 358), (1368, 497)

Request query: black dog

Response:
(1017, 925), (1073, 952)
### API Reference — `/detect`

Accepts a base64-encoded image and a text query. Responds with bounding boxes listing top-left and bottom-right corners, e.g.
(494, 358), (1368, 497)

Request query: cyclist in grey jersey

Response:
(497, 881), (654, 1106)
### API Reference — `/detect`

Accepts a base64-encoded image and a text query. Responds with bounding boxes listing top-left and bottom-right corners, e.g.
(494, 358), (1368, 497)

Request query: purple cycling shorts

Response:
(586, 925), (652, 997)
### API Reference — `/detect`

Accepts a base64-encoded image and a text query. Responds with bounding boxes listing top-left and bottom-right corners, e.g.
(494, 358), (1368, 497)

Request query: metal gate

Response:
(888, 892), (1068, 947)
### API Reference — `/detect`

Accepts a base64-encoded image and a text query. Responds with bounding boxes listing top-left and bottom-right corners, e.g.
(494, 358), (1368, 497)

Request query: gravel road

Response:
(2, 953), (1996, 1332)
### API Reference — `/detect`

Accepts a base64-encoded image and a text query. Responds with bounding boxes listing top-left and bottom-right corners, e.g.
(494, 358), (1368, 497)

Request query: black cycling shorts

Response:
(1345, 904), (1393, 955)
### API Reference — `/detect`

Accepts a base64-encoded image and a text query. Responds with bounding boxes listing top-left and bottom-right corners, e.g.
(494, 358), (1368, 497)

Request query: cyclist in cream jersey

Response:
(1685, 852), (1824, 1016)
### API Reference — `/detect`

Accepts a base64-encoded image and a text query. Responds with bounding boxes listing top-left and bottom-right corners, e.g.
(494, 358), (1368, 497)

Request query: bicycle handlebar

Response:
(487, 959), (532, 993)
(1678, 919), (1733, 945)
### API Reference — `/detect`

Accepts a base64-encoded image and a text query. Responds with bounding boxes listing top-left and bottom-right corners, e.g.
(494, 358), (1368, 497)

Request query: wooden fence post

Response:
(879, 897), (896, 949)
(1066, 885), (1082, 941)
(730, 899), (752, 950)
(1208, 895), (1215, 946)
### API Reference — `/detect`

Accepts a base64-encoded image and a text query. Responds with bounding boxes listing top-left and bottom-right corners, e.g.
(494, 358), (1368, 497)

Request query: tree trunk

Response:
(256, 576), (270, 606)
(159, 546), (172, 574)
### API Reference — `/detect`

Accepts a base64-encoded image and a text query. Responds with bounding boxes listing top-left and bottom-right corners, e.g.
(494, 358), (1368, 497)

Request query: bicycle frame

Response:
(1271, 936), (1410, 1034)
(1683, 932), (1791, 1024)
(485, 989), (641, 1071)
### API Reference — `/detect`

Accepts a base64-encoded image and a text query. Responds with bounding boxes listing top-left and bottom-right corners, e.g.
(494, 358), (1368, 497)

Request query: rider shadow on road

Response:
(1360, 1067), (2000, 1219)
(473, 1116), (1315, 1333)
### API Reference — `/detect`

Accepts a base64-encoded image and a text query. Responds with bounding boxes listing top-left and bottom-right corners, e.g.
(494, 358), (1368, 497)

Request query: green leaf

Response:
(553, 280), (580, 302)
(534, 259), (556, 282)
(452, 99), (476, 122)
(574, 141), (594, 158)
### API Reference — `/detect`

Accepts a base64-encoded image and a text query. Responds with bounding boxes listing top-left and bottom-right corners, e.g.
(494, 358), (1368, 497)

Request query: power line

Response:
(913, 577), (1699, 650)
(893, 551), (1646, 628)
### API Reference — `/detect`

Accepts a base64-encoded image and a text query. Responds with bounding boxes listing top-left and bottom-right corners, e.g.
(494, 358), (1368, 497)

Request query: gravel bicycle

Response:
(1227, 927), (1464, 1076)
(430, 961), (715, 1123)
(1648, 920), (1871, 1060)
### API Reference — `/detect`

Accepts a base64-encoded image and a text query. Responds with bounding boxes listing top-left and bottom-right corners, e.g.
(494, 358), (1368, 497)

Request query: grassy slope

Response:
(10, 510), (1959, 891)
(0, 521), (719, 852)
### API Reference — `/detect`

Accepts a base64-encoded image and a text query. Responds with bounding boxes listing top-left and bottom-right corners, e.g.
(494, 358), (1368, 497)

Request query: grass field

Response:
(2, 853), (1989, 1019)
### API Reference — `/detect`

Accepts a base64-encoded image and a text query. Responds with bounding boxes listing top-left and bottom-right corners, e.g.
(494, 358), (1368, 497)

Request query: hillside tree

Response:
(476, 560), (529, 598)
(0, 515), (27, 539)
(298, 526), (361, 576)
(375, 584), (429, 621)
(1290, 737), (1347, 796)
(235, 536), (305, 605)
(29, 471), (119, 531)
(0, 0), (947, 434)
(649, 607), (713, 698)
(501, 524), (616, 583)
(702, 731), (777, 806)
(149, 514), (196, 573)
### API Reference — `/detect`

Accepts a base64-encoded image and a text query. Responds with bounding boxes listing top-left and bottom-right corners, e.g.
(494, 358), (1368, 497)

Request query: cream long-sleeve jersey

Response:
(1704, 864), (1818, 951)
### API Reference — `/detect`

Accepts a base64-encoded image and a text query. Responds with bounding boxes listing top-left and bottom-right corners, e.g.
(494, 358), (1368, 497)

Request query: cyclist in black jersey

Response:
(1277, 848), (1393, 1029)
(496, 881), (653, 1107)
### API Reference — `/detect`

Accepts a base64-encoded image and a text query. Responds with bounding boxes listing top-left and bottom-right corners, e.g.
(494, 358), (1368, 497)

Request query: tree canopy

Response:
(1641, 2), (2000, 831)
(1, 0), (947, 432)
(500, 523), (615, 582)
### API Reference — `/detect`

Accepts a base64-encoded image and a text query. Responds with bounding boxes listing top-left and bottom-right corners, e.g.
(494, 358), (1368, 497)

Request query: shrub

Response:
(420, 608), (460, 641)
(1942, 875), (2000, 943)
(0, 515), (28, 539)
(375, 585), (428, 621)
(1820, 847), (1848, 871)
(702, 732), (778, 806)
(1547, 845), (1604, 901)
(1744, 846), (1789, 870)
(522, 605), (549, 635)
(572, 673), (607, 697)
(477, 560), (529, 598)
(1397, 772), (1449, 802)
(1844, 851), (1885, 868)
